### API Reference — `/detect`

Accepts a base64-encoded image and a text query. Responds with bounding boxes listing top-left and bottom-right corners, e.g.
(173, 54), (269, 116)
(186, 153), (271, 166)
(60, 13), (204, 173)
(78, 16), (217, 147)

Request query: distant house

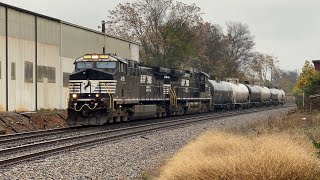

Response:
(312, 60), (320, 71)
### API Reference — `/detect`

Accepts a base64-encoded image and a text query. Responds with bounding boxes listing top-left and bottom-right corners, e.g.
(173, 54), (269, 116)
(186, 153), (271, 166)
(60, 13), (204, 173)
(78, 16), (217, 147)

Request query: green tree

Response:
(304, 73), (320, 96)
(293, 60), (316, 94)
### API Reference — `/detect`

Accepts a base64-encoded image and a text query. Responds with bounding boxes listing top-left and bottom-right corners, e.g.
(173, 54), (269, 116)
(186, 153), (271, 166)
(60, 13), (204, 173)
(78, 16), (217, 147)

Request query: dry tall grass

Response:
(159, 132), (320, 180)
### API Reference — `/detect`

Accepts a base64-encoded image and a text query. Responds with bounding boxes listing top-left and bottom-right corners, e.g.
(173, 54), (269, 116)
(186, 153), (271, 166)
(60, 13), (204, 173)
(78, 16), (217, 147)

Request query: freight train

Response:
(67, 54), (285, 126)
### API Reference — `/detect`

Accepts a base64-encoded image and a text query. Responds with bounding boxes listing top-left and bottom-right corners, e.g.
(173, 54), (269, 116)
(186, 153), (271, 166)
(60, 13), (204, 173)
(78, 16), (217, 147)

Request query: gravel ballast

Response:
(0, 107), (294, 179)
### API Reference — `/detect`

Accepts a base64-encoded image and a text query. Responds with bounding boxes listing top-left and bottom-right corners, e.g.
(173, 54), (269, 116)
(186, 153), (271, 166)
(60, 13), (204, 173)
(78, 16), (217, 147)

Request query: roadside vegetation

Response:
(293, 60), (320, 109)
(140, 44), (320, 179)
(157, 109), (320, 179)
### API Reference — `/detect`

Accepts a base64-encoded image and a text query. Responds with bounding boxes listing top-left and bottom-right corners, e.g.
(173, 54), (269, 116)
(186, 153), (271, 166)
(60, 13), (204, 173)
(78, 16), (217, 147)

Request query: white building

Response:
(0, 2), (139, 111)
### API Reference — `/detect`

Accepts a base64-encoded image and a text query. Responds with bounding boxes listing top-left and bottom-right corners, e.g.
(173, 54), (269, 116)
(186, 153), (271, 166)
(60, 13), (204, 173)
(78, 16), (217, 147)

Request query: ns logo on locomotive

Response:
(67, 54), (285, 126)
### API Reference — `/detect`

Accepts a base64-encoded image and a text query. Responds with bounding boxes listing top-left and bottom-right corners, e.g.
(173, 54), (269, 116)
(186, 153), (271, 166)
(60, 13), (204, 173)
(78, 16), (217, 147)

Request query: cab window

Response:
(119, 62), (127, 73)
(96, 61), (117, 69)
(76, 62), (94, 69)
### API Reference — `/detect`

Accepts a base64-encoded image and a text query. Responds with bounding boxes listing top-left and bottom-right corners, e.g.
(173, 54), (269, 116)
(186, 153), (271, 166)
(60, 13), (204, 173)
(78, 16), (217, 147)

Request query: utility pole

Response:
(270, 58), (273, 85)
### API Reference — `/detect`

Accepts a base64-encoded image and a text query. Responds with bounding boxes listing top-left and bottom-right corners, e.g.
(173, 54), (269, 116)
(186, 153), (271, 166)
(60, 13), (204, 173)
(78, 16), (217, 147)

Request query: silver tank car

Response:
(261, 86), (271, 105)
(279, 89), (286, 105)
(270, 88), (281, 105)
(245, 85), (262, 105)
(208, 80), (233, 110)
(226, 79), (249, 108)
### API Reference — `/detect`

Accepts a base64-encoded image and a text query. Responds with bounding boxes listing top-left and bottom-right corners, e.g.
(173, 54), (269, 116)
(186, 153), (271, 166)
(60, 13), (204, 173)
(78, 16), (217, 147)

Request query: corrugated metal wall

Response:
(8, 9), (36, 111)
(130, 43), (139, 61)
(0, 3), (140, 112)
(61, 23), (103, 59)
(37, 17), (61, 110)
(0, 6), (6, 111)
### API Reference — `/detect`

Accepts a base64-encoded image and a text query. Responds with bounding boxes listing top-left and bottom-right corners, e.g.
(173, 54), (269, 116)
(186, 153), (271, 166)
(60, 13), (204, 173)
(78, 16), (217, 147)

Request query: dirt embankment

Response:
(0, 110), (69, 135)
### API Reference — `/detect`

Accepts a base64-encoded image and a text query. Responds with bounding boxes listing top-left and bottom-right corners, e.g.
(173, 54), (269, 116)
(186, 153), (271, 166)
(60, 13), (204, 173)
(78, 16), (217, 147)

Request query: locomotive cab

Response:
(68, 54), (124, 125)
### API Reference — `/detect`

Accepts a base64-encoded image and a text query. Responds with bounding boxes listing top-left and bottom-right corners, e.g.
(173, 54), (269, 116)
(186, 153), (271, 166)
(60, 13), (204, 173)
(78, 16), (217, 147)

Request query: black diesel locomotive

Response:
(68, 54), (211, 125)
(67, 54), (285, 126)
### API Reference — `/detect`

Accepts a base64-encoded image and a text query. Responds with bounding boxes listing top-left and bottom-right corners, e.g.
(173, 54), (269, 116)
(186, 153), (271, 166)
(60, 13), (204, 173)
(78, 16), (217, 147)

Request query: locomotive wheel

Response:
(179, 110), (184, 116)
(108, 117), (114, 124)
(226, 104), (230, 111)
(121, 113), (129, 122)
(114, 115), (121, 123)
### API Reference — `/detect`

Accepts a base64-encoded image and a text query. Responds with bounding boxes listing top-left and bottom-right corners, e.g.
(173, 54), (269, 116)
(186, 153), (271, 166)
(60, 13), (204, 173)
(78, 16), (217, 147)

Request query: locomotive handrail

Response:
(169, 88), (178, 107)
(107, 93), (114, 111)
(174, 88), (177, 107)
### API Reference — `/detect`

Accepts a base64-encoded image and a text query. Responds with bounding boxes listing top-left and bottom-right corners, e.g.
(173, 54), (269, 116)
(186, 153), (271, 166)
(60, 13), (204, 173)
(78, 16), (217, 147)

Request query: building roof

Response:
(0, 2), (140, 45)
(310, 93), (320, 99)
(312, 60), (320, 71)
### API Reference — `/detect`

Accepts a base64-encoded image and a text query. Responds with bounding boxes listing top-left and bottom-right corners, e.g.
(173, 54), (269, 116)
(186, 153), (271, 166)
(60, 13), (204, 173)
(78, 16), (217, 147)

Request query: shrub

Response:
(159, 132), (320, 180)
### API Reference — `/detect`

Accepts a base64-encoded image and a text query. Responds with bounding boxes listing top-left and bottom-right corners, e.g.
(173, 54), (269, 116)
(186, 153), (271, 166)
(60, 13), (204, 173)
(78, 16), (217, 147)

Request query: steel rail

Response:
(0, 108), (265, 146)
(0, 126), (81, 144)
(0, 105), (295, 168)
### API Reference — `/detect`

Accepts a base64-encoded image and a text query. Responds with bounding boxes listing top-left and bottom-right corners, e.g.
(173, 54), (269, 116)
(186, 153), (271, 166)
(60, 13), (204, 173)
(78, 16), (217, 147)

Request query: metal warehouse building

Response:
(0, 3), (140, 112)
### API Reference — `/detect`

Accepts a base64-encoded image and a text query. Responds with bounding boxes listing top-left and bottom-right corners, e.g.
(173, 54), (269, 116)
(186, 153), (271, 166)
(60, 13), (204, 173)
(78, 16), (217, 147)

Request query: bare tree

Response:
(224, 22), (255, 77)
(107, 0), (202, 68)
(273, 69), (298, 92)
(191, 22), (226, 78)
(249, 52), (277, 84)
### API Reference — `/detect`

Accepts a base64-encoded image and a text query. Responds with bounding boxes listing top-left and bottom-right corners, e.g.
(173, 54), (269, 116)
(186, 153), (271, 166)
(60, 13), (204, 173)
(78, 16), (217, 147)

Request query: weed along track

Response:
(0, 105), (294, 169)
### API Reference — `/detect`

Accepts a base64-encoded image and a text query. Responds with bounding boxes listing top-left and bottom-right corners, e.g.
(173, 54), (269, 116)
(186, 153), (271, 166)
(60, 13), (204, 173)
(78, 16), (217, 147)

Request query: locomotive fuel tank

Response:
(132, 105), (157, 119)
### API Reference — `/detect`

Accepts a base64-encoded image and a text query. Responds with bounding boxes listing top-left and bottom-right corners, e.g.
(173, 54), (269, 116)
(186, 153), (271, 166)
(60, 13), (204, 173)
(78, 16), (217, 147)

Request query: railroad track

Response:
(0, 105), (295, 168)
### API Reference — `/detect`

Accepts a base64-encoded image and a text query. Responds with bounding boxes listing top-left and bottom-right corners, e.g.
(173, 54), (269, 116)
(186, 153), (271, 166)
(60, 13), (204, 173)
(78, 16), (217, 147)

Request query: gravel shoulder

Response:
(0, 107), (294, 179)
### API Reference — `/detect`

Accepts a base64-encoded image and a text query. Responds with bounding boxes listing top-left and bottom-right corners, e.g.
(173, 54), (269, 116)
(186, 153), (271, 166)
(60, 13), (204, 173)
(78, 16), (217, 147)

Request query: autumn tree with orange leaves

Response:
(293, 61), (316, 94)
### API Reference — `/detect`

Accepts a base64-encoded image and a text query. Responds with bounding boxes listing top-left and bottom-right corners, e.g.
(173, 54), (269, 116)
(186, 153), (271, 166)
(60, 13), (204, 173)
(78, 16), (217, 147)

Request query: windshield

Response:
(76, 62), (94, 69)
(97, 61), (117, 69)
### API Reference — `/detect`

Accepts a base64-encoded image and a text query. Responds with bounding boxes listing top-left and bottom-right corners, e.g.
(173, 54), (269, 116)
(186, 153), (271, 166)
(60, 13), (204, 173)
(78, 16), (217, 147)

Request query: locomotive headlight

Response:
(72, 94), (77, 98)
(92, 55), (99, 59)
(95, 94), (100, 98)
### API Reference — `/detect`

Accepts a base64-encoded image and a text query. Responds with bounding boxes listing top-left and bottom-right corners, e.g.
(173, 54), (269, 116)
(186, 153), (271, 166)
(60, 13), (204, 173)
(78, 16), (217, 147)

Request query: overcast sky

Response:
(2, 0), (320, 71)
